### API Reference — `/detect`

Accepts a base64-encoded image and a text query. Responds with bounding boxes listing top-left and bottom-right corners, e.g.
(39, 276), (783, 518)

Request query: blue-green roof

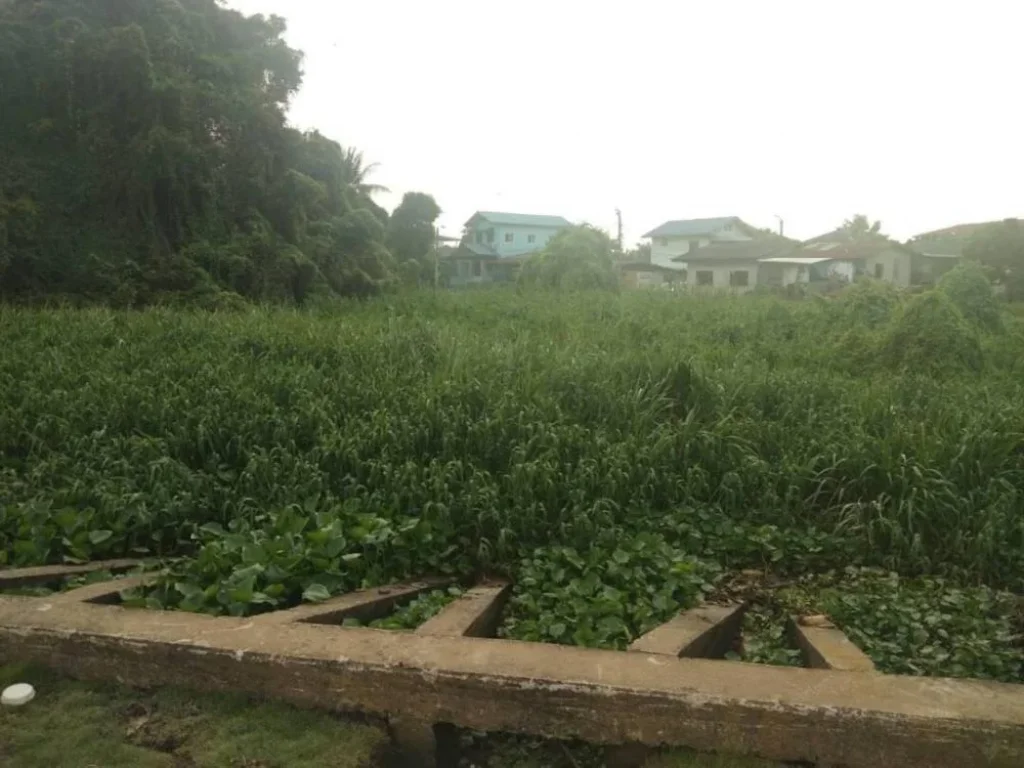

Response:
(643, 217), (740, 238)
(467, 211), (571, 228)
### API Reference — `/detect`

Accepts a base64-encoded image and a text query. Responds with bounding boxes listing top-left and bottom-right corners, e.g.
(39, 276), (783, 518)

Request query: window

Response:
(874, 263), (885, 279)
(527, 234), (536, 244)
(475, 231), (484, 244)
(504, 232), (514, 243)
(472, 261), (482, 277)
(729, 270), (749, 287)
(696, 270), (714, 286)
(486, 228), (495, 244)
(689, 239), (702, 252)
(656, 238), (669, 247)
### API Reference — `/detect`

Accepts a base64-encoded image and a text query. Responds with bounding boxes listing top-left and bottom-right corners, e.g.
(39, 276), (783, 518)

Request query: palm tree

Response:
(339, 147), (389, 198)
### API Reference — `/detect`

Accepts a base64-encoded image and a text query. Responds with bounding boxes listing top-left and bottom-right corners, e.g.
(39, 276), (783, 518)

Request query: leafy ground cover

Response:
(1, 276), (1023, 683)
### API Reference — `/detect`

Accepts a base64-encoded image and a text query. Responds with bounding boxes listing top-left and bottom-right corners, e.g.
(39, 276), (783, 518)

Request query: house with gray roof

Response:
(642, 217), (764, 272)
(449, 211), (571, 286)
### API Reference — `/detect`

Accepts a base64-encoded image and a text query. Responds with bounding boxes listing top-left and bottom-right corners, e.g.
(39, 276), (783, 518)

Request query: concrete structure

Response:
(1, 563), (1023, 768)
(449, 211), (571, 286)
(681, 238), (793, 293)
(783, 230), (918, 288)
(790, 616), (877, 672)
(642, 216), (761, 272)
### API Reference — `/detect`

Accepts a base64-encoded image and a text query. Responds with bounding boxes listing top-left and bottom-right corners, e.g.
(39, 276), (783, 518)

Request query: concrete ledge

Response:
(0, 596), (1022, 767)
(417, 582), (511, 637)
(250, 579), (452, 626)
(628, 603), (746, 658)
(0, 559), (142, 589)
(791, 616), (877, 672)
(53, 574), (153, 605)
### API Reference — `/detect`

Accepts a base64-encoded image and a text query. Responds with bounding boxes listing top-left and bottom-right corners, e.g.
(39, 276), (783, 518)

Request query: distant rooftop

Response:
(643, 216), (741, 239)
(677, 237), (794, 263)
(466, 211), (572, 228)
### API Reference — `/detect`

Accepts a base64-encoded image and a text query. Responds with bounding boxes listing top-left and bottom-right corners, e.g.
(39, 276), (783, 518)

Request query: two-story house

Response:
(449, 211), (571, 286)
(642, 216), (761, 271)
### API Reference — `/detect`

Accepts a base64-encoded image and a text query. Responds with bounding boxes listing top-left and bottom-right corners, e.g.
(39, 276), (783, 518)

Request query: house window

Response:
(696, 270), (714, 286)
(475, 231), (484, 244)
(729, 270), (749, 287)
(472, 261), (482, 277)
(656, 238), (668, 247)
(527, 234), (536, 244)
(486, 228), (495, 243)
(504, 232), (514, 243)
(874, 263), (885, 279)
(689, 239), (702, 252)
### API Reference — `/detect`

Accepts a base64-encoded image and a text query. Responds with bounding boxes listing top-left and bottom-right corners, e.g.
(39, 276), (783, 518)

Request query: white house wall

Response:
(687, 261), (760, 294)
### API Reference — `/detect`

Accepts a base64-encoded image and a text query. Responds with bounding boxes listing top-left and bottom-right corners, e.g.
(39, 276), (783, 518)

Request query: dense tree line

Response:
(0, 0), (439, 306)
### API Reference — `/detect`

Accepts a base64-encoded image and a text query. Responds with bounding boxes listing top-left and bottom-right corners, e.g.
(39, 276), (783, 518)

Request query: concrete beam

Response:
(0, 559), (141, 589)
(0, 596), (1021, 767)
(791, 617), (877, 673)
(416, 582), (511, 638)
(249, 579), (453, 626)
(628, 603), (746, 658)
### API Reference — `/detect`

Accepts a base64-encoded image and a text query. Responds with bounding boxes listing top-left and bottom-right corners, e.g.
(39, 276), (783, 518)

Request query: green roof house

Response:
(642, 216), (764, 272)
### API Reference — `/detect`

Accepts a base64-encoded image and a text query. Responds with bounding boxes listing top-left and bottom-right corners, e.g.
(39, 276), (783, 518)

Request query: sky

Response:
(228, 0), (1022, 246)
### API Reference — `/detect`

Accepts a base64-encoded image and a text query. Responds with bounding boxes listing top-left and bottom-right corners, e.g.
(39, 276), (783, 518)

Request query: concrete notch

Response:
(629, 603), (746, 658)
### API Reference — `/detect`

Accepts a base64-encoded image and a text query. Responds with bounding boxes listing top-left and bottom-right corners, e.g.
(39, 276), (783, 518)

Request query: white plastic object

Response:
(1, 683), (35, 707)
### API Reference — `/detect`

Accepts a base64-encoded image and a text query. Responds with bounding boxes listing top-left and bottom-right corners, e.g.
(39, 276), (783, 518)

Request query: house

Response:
(906, 222), (995, 283)
(642, 217), (762, 271)
(680, 237), (794, 293)
(449, 211), (571, 286)
(785, 229), (918, 287)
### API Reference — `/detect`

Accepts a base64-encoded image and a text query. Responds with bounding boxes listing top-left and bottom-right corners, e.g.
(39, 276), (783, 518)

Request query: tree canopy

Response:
(518, 224), (619, 291)
(0, 0), (435, 306)
(964, 218), (1024, 300)
(840, 214), (884, 239)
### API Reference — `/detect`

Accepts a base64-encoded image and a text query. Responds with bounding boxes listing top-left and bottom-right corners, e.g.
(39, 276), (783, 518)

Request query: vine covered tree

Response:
(0, 0), (422, 306)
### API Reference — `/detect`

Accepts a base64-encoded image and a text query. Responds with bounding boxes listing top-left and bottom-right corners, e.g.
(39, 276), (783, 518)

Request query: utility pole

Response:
(615, 208), (624, 254)
(774, 215), (785, 237)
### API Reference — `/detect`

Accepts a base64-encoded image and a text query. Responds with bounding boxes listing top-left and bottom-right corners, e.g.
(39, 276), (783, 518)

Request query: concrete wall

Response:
(866, 249), (913, 287)
(687, 260), (759, 294)
(491, 225), (561, 258)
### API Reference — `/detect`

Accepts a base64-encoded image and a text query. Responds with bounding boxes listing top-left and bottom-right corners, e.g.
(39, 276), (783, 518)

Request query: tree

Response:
(387, 192), (441, 286)
(840, 214), (884, 239)
(0, 0), (412, 306)
(964, 219), (1024, 300)
(518, 224), (619, 291)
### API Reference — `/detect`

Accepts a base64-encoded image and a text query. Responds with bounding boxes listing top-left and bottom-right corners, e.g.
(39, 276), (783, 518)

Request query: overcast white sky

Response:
(229, 0), (1021, 245)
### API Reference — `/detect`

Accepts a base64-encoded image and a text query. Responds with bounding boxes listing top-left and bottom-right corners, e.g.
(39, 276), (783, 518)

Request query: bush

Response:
(840, 279), (902, 327)
(882, 290), (983, 374)
(938, 262), (1003, 332)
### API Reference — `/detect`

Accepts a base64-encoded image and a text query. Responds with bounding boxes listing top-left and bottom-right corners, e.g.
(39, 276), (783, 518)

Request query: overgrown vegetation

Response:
(0, 0), (440, 306)
(1, 284), (1021, 682)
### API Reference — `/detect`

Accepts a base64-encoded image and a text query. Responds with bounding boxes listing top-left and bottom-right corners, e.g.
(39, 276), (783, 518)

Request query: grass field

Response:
(1, 277), (1023, 763)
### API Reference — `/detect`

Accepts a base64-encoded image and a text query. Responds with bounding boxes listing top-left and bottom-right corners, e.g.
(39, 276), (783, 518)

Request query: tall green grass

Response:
(1, 287), (1021, 617)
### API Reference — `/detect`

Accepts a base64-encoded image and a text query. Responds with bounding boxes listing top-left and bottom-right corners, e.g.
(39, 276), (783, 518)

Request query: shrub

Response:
(938, 262), (1003, 332)
(881, 290), (983, 373)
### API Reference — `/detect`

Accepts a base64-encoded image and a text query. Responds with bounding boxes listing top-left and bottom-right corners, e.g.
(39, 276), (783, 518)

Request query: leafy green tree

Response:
(0, 0), (409, 305)
(840, 214), (884, 239)
(964, 218), (1024, 300)
(387, 192), (442, 285)
(518, 224), (619, 291)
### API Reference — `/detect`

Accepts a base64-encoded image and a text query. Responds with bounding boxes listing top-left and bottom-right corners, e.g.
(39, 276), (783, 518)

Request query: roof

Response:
(797, 230), (916, 260)
(643, 217), (742, 239)
(676, 237), (795, 263)
(466, 211), (572, 228)
(758, 256), (837, 265)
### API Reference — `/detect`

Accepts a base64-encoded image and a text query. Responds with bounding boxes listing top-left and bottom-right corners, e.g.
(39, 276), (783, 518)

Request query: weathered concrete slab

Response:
(0, 559), (141, 589)
(628, 603), (746, 658)
(0, 596), (1021, 767)
(416, 582), (511, 638)
(52, 574), (152, 605)
(791, 617), (877, 673)
(250, 579), (452, 626)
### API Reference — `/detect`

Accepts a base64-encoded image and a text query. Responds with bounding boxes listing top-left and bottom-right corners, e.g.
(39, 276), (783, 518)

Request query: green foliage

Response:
(839, 279), (903, 327)
(518, 224), (619, 291)
(840, 214), (883, 239)
(387, 192), (442, 286)
(1, 292), (1023, 681)
(364, 587), (463, 630)
(0, 0), (424, 305)
(500, 534), (718, 649)
(938, 261), (1004, 331)
(776, 569), (1023, 681)
(965, 218), (1024, 300)
(881, 290), (983, 374)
